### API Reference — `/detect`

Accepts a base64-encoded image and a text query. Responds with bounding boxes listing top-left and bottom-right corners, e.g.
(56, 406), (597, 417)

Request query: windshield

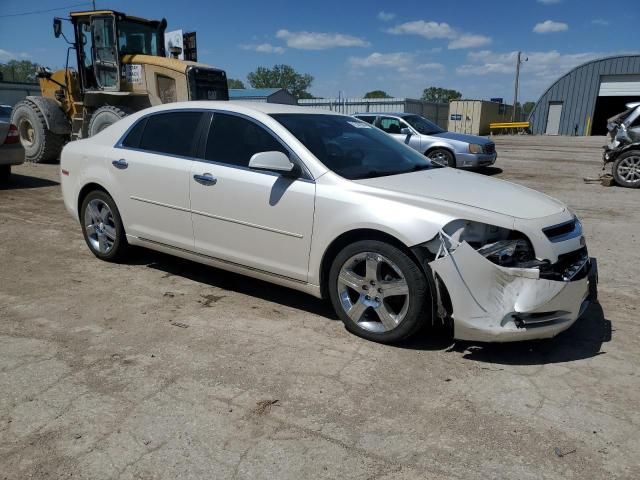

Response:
(403, 114), (445, 135)
(272, 114), (440, 180)
(118, 20), (162, 56)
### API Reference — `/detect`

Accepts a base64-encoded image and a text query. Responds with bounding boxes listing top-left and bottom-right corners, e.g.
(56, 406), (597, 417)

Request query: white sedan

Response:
(60, 102), (597, 343)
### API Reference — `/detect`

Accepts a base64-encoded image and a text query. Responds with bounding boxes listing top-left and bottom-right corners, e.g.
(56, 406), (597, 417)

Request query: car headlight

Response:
(477, 239), (542, 268)
(468, 143), (483, 154)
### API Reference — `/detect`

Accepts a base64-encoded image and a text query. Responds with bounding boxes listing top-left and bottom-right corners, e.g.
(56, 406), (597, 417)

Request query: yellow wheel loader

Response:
(12, 9), (229, 162)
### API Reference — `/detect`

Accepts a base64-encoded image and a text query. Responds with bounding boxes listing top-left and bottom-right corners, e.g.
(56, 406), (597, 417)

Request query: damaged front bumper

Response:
(428, 241), (598, 342)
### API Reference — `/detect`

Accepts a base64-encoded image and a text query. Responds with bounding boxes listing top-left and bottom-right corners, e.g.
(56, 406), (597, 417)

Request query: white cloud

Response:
(533, 20), (568, 33)
(240, 43), (285, 54)
(537, 0), (562, 4)
(275, 29), (369, 50)
(591, 18), (610, 26)
(377, 11), (396, 22)
(0, 49), (31, 62)
(456, 49), (608, 94)
(448, 34), (492, 50)
(349, 52), (414, 70)
(386, 20), (456, 39)
(416, 63), (445, 72)
(386, 19), (491, 50)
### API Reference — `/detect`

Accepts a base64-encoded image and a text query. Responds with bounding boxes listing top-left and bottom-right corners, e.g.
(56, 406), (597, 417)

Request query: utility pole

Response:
(92, 0), (96, 10)
(512, 51), (527, 122)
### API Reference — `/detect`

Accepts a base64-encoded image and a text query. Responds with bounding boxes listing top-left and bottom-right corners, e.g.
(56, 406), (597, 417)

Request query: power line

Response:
(0, 3), (92, 19)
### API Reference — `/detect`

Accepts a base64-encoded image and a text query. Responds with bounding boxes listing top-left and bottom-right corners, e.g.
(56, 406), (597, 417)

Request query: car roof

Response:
(354, 112), (411, 117)
(137, 101), (342, 116)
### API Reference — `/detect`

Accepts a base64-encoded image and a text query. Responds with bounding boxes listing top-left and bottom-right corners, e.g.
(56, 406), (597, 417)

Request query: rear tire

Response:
(0, 165), (10, 183)
(80, 190), (129, 262)
(12, 100), (66, 163)
(612, 150), (640, 188)
(328, 240), (430, 344)
(87, 105), (132, 137)
(427, 148), (456, 167)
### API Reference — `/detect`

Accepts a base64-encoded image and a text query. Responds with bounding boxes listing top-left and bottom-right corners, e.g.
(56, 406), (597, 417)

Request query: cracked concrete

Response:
(0, 135), (638, 479)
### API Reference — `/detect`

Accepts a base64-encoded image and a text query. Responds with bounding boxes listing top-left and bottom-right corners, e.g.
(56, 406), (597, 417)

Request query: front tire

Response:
(427, 148), (456, 167)
(328, 240), (430, 343)
(612, 150), (640, 188)
(80, 190), (129, 262)
(12, 100), (66, 163)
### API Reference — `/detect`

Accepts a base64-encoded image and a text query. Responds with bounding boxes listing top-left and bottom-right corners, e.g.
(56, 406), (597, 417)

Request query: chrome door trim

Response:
(191, 208), (304, 238)
(130, 196), (191, 213)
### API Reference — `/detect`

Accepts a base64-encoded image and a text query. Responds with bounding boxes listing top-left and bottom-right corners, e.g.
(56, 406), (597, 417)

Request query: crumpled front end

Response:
(426, 232), (597, 342)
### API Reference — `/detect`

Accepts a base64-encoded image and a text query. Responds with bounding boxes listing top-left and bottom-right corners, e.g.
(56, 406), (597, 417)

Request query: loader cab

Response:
(70, 11), (166, 93)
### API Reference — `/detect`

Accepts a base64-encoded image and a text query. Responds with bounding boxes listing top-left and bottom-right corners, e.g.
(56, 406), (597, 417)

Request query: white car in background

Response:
(60, 102), (596, 344)
(0, 105), (24, 182)
(354, 112), (497, 168)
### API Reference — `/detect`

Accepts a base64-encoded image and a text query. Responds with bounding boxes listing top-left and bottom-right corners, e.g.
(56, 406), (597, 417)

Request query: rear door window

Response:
(356, 115), (376, 125)
(204, 112), (287, 167)
(137, 111), (203, 157)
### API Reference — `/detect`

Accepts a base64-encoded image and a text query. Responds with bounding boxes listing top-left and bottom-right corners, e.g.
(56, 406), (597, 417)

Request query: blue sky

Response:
(1, 0), (638, 102)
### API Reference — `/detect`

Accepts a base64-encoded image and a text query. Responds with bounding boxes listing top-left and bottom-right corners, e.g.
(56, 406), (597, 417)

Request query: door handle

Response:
(112, 159), (128, 169)
(193, 173), (217, 185)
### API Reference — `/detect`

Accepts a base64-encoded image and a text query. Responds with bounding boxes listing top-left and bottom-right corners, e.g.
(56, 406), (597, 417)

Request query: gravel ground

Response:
(0, 135), (638, 479)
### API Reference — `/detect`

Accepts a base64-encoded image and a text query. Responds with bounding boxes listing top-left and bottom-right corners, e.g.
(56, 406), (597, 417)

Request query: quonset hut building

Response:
(529, 54), (640, 136)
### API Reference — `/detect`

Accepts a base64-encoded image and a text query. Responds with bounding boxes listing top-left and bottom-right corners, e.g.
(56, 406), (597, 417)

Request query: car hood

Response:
(431, 131), (492, 145)
(354, 168), (565, 220)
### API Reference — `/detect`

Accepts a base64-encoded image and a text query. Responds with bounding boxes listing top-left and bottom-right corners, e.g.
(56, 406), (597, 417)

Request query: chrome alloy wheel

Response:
(84, 199), (116, 254)
(337, 252), (410, 333)
(616, 155), (640, 185)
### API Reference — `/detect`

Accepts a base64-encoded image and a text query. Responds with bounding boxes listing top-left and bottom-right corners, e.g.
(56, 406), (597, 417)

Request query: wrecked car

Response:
(603, 102), (640, 188)
(60, 102), (597, 344)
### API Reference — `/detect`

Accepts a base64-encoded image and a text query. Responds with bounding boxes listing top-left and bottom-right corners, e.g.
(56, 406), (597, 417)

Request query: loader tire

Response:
(12, 100), (66, 163)
(88, 105), (132, 137)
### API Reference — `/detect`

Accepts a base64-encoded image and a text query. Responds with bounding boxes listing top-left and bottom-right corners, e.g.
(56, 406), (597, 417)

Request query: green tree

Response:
(0, 60), (39, 83)
(247, 64), (313, 99)
(421, 86), (462, 103)
(364, 90), (391, 99)
(227, 78), (245, 89)
(522, 101), (535, 115)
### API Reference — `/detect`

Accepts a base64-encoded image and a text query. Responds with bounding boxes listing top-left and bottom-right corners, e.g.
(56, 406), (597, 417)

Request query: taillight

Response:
(4, 124), (19, 145)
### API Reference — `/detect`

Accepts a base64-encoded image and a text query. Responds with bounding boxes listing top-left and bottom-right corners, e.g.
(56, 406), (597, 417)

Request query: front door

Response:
(91, 15), (119, 90)
(111, 111), (205, 250)
(377, 116), (422, 152)
(190, 112), (315, 281)
(545, 102), (563, 135)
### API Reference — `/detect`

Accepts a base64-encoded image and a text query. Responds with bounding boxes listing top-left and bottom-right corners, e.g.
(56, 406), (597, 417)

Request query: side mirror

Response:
(400, 127), (412, 136)
(249, 151), (298, 176)
(53, 18), (62, 38)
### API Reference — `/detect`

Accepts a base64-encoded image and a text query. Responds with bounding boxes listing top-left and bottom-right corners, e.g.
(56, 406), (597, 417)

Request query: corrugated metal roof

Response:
(529, 54), (640, 135)
(229, 88), (283, 98)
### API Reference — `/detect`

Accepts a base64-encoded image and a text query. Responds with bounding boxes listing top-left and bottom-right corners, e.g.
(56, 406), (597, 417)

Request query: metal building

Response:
(0, 81), (40, 107)
(297, 97), (449, 129)
(229, 88), (297, 105)
(448, 100), (514, 136)
(529, 54), (640, 136)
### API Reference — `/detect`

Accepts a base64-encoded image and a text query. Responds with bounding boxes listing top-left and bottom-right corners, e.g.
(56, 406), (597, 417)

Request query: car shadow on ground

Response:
(132, 249), (610, 364)
(0, 173), (59, 190)
(137, 248), (337, 319)
(445, 303), (611, 365)
(473, 166), (503, 176)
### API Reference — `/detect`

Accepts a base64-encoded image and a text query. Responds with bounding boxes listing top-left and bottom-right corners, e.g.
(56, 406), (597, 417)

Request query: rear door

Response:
(111, 110), (205, 250)
(189, 112), (315, 281)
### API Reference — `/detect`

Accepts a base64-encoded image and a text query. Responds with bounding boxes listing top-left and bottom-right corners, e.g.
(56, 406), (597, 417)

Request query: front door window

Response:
(92, 16), (119, 90)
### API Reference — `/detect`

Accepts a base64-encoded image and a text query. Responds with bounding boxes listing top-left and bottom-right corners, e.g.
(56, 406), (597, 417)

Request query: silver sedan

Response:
(353, 112), (497, 168)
